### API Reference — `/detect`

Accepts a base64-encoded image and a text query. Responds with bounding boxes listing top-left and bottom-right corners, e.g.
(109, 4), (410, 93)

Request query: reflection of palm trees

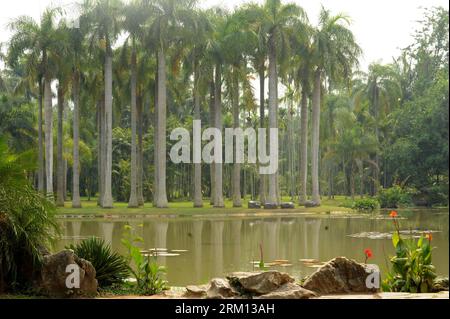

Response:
(211, 221), (224, 277)
(263, 219), (279, 262)
(231, 220), (242, 267)
(192, 221), (203, 283)
(101, 222), (114, 246)
(311, 219), (322, 259)
(301, 218), (321, 259)
(155, 221), (169, 265)
(72, 221), (82, 244)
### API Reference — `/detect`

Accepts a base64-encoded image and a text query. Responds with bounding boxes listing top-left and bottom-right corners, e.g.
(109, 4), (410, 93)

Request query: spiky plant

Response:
(68, 237), (129, 288)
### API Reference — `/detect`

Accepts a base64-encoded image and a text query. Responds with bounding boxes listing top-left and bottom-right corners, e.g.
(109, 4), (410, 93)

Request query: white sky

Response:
(1, 0), (448, 72)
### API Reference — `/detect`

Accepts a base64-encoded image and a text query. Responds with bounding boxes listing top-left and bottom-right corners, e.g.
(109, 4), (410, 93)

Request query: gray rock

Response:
(264, 202), (278, 209)
(281, 202), (295, 209)
(39, 249), (98, 298)
(227, 271), (295, 295)
(304, 200), (320, 208)
(303, 257), (379, 295)
(184, 284), (208, 298)
(256, 282), (317, 299)
(206, 278), (238, 299)
(433, 277), (449, 292)
(248, 201), (261, 209)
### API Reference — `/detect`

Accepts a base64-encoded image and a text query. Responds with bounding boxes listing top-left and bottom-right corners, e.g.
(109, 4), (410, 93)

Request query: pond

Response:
(56, 209), (449, 287)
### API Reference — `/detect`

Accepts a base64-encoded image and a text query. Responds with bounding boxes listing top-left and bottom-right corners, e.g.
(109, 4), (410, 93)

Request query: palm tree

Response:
(239, 3), (269, 204)
(55, 23), (71, 207)
(262, 0), (306, 205)
(207, 8), (228, 208)
(310, 7), (361, 205)
(361, 63), (402, 194)
(147, 0), (195, 208)
(7, 9), (61, 197)
(65, 10), (88, 208)
(84, 0), (123, 208)
(123, 1), (148, 208)
(290, 24), (313, 205)
(222, 10), (255, 207)
(182, 10), (212, 208)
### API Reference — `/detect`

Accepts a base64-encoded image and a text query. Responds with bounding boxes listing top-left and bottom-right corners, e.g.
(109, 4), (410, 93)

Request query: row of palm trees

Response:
(5, 0), (361, 208)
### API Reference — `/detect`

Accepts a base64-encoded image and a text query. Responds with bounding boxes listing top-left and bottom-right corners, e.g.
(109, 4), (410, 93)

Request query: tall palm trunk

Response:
(209, 78), (215, 205)
(72, 71), (81, 208)
(193, 62), (203, 207)
(299, 89), (308, 205)
(137, 95), (144, 206)
(102, 47), (113, 208)
(155, 47), (168, 208)
(98, 96), (105, 206)
(44, 77), (53, 197)
(213, 63), (224, 207)
(232, 68), (241, 207)
(267, 36), (278, 205)
(38, 80), (45, 192)
(128, 45), (139, 208)
(56, 85), (65, 206)
(311, 69), (321, 205)
(258, 67), (266, 204)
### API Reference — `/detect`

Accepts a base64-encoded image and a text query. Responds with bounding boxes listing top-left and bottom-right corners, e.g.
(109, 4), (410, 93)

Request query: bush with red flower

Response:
(382, 211), (437, 293)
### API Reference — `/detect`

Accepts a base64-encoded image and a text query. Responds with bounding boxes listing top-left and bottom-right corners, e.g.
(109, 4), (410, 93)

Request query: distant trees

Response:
(1, 1), (447, 208)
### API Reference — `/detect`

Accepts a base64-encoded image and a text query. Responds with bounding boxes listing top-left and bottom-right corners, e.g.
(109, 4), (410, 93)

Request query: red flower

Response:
(389, 210), (398, 218)
(426, 233), (433, 241)
(364, 248), (373, 259)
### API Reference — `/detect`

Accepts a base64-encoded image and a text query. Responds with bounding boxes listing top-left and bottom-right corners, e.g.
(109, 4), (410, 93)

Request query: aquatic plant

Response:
(382, 211), (437, 293)
(121, 225), (168, 295)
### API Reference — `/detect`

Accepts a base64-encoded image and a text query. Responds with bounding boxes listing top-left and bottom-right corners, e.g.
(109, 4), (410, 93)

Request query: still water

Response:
(56, 209), (449, 287)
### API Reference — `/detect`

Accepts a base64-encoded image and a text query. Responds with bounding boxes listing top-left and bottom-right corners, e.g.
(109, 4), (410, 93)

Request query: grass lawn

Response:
(56, 196), (354, 216)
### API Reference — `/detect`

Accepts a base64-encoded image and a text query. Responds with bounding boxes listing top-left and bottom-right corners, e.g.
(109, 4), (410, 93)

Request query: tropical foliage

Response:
(0, 1), (447, 209)
(0, 138), (58, 293)
(67, 237), (129, 288)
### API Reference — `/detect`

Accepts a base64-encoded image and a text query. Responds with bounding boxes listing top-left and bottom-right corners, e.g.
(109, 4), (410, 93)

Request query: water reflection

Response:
(56, 210), (449, 286)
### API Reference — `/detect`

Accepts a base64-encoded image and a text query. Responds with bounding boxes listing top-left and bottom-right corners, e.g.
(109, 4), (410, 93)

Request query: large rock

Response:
(256, 282), (317, 299)
(206, 278), (238, 299)
(280, 202), (295, 209)
(304, 200), (320, 208)
(227, 271), (294, 295)
(248, 201), (261, 209)
(184, 285), (208, 298)
(433, 277), (449, 292)
(303, 257), (379, 295)
(39, 249), (97, 298)
(264, 203), (278, 209)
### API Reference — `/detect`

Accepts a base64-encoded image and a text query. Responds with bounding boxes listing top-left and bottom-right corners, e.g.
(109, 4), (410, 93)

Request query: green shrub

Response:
(67, 237), (129, 288)
(339, 199), (355, 209)
(0, 139), (59, 293)
(121, 225), (168, 295)
(352, 198), (380, 212)
(423, 184), (449, 207)
(378, 185), (415, 208)
(382, 232), (436, 293)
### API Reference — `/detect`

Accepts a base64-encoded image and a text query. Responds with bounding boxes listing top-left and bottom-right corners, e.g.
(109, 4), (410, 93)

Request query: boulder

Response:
(248, 201), (261, 209)
(206, 278), (238, 299)
(256, 282), (317, 299)
(39, 249), (98, 298)
(227, 271), (295, 295)
(264, 202), (278, 209)
(280, 202), (295, 209)
(184, 285), (208, 298)
(304, 200), (320, 208)
(433, 277), (449, 292)
(303, 257), (379, 295)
